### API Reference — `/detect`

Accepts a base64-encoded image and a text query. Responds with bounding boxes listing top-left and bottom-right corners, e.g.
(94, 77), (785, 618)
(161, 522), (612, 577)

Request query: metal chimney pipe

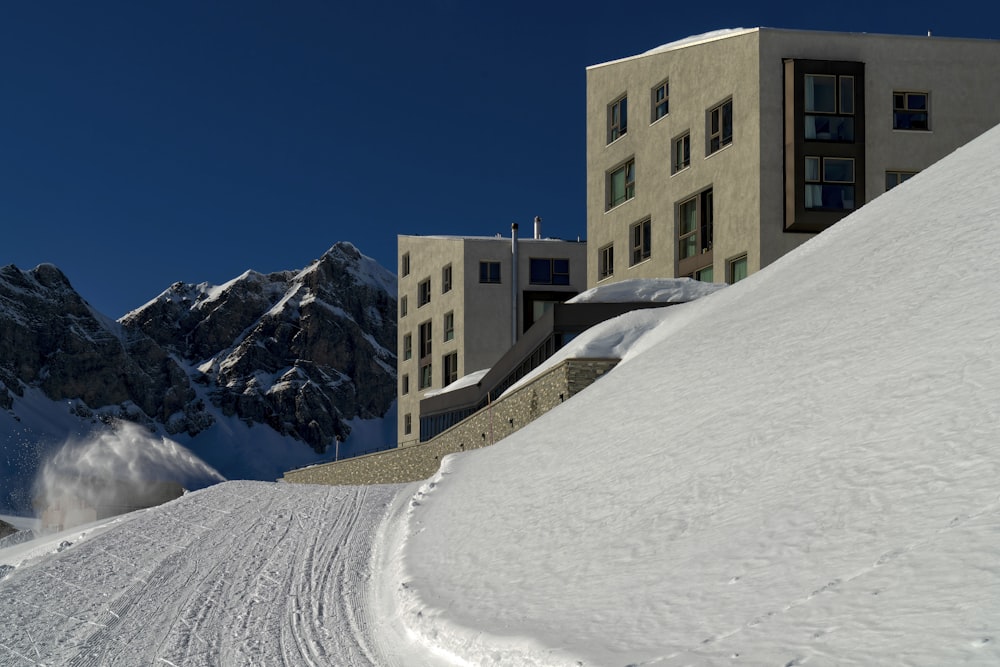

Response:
(534, 215), (542, 239)
(511, 223), (519, 346)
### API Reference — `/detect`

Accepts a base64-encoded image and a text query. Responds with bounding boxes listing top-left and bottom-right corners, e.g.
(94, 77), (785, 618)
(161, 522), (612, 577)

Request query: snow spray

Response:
(32, 422), (226, 531)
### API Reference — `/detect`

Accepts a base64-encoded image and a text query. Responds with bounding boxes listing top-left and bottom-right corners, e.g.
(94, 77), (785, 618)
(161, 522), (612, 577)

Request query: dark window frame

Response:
(598, 243), (614, 280)
(708, 99), (733, 154)
(629, 218), (651, 266)
(608, 94), (628, 143)
(528, 257), (570, 285)
(893, 91), (930, 131)
(677, 188), (714, 276)
(672, 132), (691, 173)
(417, 278), (431, 307)
(651, 80), (669, 122)
(479, 261), (501, 284)
(607, 158), (635, 210)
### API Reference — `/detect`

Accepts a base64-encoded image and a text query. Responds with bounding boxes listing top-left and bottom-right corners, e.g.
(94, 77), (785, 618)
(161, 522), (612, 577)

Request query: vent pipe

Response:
(511, 223), (519, 345)
(534, 215), (542, 239)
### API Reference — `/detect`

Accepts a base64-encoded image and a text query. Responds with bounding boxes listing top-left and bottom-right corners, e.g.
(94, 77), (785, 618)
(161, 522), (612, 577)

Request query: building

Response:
(396, 223), (586, 447)
(586, 28), (1000, 287)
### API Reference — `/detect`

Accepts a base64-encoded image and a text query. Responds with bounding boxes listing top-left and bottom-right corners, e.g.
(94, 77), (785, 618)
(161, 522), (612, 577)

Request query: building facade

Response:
(586, 28), (1000, 287)
(396, 227), (586, 447)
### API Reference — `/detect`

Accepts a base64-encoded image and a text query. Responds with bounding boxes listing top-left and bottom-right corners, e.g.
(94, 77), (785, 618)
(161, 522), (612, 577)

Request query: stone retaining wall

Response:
(281, 358), (619, 486)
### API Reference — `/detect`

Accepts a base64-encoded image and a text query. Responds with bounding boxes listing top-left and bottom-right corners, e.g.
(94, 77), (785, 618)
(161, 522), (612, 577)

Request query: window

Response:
(894, 91), (929, 131)
(401, 374), (409, 395)
(443, 311), (454, 341)
(419, 363), (432, 390)
(442, 264), (452, 293)
(708, 100), (733, 154)
(804, 74), (855, 141)
(607, 159), (635, 209)
(708, 99), (733, 153)
(608, 95), (627, 143)
(529, 258), (570, 285)
(479, 261), (501, 284)
(678, 189), (713, 274)
(443, 352), (458, 387)
(402, 333), (412, 360)
(672, 132), (690, 173)
(598, 244), (614, 280)
(630, 219), (651, 266)
(417, 278), (431, 307)
(728, 255), (748, 283)
(401, 252), (410, 277)
(404, 413), (412, 435)
(652, 80), (669, 122)
(399, 295), (407, 318)
(886, 170), (918, 191)
(694, 265), (714, 282)
(805, 156), (855, 210)
(419, 320), (432, 358)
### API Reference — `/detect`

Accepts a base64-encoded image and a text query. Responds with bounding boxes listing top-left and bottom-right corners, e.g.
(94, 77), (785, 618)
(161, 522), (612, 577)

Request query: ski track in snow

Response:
(0, 481), (401, 667)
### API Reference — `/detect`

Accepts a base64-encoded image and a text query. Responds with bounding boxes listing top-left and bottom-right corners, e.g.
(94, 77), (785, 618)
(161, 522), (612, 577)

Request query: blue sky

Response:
(2, 0), (995, 317)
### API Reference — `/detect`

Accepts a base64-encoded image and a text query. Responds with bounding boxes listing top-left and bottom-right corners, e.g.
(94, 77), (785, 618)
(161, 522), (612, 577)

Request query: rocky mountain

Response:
(121, 242), (397, 450)
(0, 242), (397, 469)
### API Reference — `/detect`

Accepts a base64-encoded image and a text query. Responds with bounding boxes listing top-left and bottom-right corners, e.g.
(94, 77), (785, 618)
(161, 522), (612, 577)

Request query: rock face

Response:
(0, 242), (397, 454)
(0, 519), (15, 539)
(0, 263), (204, 432)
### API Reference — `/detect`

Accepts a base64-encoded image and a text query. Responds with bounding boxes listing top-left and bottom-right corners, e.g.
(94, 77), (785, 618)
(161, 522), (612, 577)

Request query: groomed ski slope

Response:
(1, 123), (999, 665)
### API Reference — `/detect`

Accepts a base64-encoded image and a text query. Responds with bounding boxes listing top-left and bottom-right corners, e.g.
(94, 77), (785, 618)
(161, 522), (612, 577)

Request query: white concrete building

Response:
(396, 224), (586, 447)
(586, 28), (1000, 286)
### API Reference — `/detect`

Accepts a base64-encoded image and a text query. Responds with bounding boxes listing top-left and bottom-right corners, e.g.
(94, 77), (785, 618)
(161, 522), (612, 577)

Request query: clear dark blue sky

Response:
(2, 1), (994, 317)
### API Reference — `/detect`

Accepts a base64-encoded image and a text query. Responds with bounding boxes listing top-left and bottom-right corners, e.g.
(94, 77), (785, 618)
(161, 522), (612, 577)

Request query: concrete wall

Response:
(284, 357), (618, 486)
(586, 29), (763, 288)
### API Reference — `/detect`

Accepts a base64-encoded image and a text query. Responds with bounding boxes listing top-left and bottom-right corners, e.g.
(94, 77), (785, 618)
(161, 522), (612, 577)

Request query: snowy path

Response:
(0, 481), (418, 667)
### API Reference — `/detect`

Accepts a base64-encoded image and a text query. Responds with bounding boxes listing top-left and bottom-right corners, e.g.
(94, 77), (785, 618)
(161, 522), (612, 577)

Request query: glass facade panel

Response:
(805, 74), (837, 112)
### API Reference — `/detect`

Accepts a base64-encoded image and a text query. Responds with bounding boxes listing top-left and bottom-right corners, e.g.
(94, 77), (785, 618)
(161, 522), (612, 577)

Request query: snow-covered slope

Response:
(395, 125), (1000, 665)
(2, 124), (999, 665)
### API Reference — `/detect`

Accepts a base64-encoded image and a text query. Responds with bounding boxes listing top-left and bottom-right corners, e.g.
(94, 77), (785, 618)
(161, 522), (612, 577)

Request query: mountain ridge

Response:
(0, 242), (397, 511)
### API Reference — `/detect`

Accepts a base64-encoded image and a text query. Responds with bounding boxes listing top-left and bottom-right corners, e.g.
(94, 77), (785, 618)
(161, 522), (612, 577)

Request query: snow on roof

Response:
(568, 277), (726, 304)
(588, 28), (754, 69)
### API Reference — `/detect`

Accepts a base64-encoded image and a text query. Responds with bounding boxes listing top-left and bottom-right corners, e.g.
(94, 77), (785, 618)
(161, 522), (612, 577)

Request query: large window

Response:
(651, 80), (669, 122)
(805, 74), (855, 141)
(401, 374), (409, 395)
(402, 333), (412, 360)
(607, 158), (635, 209)
(598, 244), (614, 280)
(400, 252), (410, 277)
(417, 278), (431, 307)
(672, 132), (690, 173)
(419, 364), (432, 390)
(886, 170), (918, 191)
(443, 311), (454, 341)
(805, 157), (855, 210)
(708, 99), (733, 153)
(443, 352), (458, 387)
(630, 219), (651, 266)
(529, 258), (570, 285)
(608, 95), (627, 143)
(893, 91), (929, 131)
(678, 189), (713, 274)
(419, 320), (432, 358)
(479, 261), (501, 284)
(442, 264), (452, 293)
